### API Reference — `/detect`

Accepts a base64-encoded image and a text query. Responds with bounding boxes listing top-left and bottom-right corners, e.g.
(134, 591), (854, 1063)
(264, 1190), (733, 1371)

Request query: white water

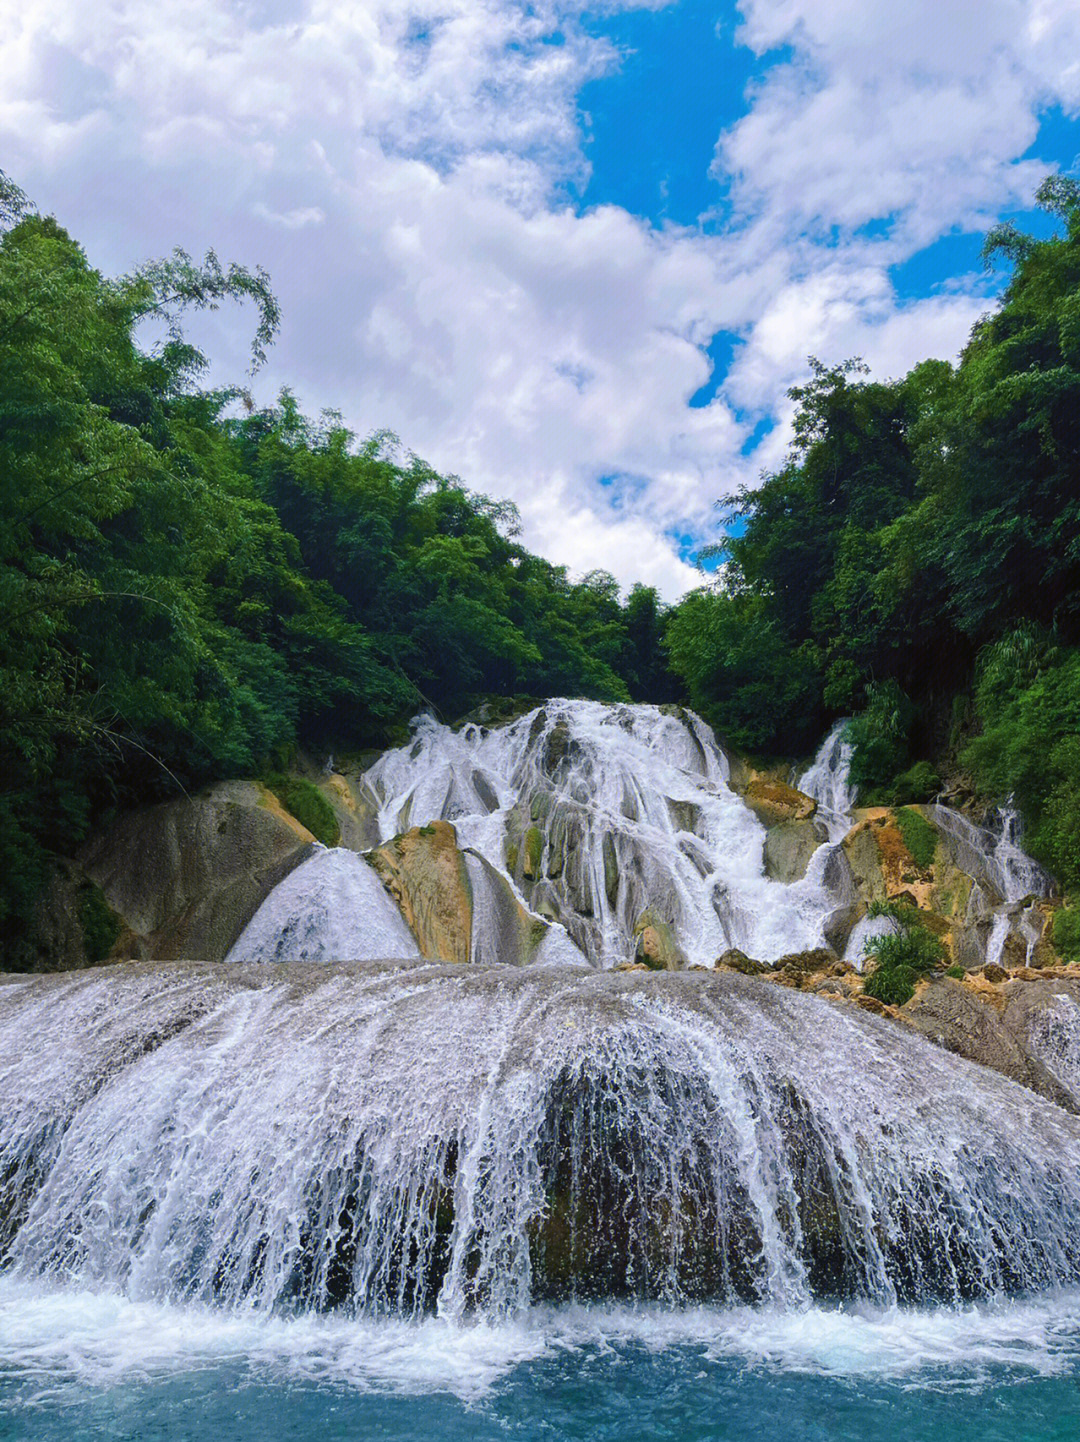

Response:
(4, 1275), (1080, 1399)
(226, 848), (420, 963)
(6, 962), (1080, 1323)
(797, 719), (857, 841)
(361, 701), (841, 967)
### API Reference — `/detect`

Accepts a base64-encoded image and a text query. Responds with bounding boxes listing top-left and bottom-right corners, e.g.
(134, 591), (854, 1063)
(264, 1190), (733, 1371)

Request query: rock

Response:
(78, 780), (317, 963)
(982, 962), (1009, 983)
(602, 834), (619, 907)
(776, 948), (835, 976)
(763, 819), (821, 884)
(369, 821), (474, 963)
(823, 902), (865, 955)
(715, 948), (769, 976)
(523, 826), (544, 880)
(855, 995), (889, 1016)
(632, 908), (686, 970)
(743, 780), (817, 828)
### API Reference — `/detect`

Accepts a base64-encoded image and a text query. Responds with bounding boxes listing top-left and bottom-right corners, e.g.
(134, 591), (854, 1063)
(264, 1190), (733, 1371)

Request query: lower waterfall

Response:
(5, 962), (1080, 1323)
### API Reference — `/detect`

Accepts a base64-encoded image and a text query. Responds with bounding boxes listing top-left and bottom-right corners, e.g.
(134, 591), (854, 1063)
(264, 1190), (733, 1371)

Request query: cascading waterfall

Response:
(797, 719), (857, 841)
(930, 802), (1053, 965)
(227, 848), (421, 963)
(6, 961), (1080, 1322)
(360, 701), (840, 967)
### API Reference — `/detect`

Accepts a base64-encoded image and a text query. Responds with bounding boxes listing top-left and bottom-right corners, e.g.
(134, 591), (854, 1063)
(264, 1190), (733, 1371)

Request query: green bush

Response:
(864, 963), (918, 1006)
(80, 884), (122, 964)
(945, 964), (965, 980)
(895, 807), (938, 869)
(862, 920), (946, 1005)
(1052, 907), (1080, 965)
(892, 761), (941, 804)
(265, 773), (340, 847)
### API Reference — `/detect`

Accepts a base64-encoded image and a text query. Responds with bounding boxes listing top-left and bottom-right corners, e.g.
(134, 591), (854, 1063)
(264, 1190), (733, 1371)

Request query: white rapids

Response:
(6, 961), (1080, 1322)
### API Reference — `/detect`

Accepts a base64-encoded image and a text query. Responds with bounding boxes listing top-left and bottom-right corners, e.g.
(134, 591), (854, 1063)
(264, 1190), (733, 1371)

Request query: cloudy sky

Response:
(3, 1), (1079, 596)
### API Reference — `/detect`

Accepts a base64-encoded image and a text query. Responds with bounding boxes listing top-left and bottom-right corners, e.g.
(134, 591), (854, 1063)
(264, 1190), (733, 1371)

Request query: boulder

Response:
(80, 780), (317, 963)
(633, 908), (686, 970)
(743, 780), (817, 829)
(369, 821), (475, 964)
(715, 948), (769, 976)
(763, 819), (821, 884)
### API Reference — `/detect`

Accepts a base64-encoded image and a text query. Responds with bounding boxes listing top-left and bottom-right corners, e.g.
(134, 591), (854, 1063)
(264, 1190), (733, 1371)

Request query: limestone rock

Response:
(743, 780), (817, 828)
(715, 948), (769, 976)
(633, 908), (686, 970)
(369, 821), (474, 964)
(79, 780), (317, 963)
(763, 819), (821, 884)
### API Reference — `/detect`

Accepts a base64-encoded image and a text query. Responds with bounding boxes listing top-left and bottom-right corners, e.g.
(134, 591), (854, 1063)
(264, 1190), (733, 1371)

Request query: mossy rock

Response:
(632, 908), (686, 970)
(716, 948), (769, 976)
(523, 826), (544, 880)
(743, 780), (817, 828)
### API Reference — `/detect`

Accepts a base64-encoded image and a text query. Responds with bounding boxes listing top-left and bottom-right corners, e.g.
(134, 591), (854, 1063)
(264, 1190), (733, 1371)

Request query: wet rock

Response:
(983, 962), (1009, 983)
(369, 821), (474, 964)
(78, 781), (317, 964)
(633, 908), (686, 970)
(602, 834), (619, 907)
(763, 819), (821, 884)
(776, 949), (835, 976)
(523, 826), (544, 881)
(823, 903), (865, 955)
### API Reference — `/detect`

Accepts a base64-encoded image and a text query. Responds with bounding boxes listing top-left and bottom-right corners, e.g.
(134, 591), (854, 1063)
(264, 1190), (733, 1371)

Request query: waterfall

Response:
(930, 802), (1053, 965)
(359, 701), (843, 968)
(5, 961), (1080, 1319)
(797, 720), (856, 841)
(227, 848), (421, 963)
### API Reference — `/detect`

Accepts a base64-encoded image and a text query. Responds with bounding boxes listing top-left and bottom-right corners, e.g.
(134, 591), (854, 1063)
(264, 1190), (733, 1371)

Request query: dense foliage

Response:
(665, 176), (1080, 891)
(0, 172), (672, 952)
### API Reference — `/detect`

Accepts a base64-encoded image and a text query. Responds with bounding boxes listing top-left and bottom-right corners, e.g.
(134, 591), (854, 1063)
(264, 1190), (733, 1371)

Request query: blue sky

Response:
(2, 1), (1079, 595)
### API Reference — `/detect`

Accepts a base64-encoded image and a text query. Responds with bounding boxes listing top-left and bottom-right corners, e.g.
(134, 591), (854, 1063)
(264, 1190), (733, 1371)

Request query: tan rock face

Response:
(80, 781), (317, 963)
(369, 821), (475, 964)
(632, 908), (686, 970)
(763, 819), (821, 883)
(743, 780), (817, 829)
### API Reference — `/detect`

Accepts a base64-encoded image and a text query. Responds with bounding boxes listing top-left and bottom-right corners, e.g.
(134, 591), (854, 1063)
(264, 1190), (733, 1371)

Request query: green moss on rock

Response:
(895, 807), (938, 869)
(264, 773), (341, 848)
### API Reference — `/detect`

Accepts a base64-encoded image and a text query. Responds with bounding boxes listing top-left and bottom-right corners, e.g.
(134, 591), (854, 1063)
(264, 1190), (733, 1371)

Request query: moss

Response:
(264, 772), (340, 847)
(80, 883), (121, 964)
(895, 807), (938, 869)
(945, 964), (966, 980)
(523, 826), (544, 879)
(1052, 907), (1080, 964)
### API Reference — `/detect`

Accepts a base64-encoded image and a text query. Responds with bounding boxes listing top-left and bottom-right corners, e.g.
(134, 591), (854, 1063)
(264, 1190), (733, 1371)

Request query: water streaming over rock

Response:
(5, 961), (1080, 1321)
(360, 701), (841, 967)
(797, 719), (857, 842)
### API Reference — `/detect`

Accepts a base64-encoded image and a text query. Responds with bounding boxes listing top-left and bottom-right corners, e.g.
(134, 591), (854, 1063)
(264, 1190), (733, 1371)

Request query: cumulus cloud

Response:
(1, 0), (1077, 596)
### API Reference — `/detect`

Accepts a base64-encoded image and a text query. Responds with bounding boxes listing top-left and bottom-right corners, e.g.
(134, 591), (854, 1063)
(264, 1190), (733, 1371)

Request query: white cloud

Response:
(1, 1), (1077, 598)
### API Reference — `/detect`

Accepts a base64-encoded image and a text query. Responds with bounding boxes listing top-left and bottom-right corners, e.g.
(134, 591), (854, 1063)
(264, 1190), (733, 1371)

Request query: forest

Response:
(2, 167), (1078, 951)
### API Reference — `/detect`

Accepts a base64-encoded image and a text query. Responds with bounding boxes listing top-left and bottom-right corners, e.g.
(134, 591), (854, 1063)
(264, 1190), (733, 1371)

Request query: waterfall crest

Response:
(5, 962), (1080, 1320)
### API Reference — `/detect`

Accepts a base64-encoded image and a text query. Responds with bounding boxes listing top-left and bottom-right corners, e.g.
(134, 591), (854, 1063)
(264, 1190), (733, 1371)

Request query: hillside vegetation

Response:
(665, 177), (1080, 893)
(2, 167), (1079, 953)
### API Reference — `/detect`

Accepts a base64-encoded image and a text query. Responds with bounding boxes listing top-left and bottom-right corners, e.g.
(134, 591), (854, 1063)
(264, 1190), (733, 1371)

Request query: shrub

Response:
(848, 680), (916, 803)
(80, 884), (121, 964)
(265, 773), (340, 847)
(895, 807), (938, 869)
(945, 964), (965, 980)
(891, 761), (941, 804)
(862, 921), (946, 1006)
(1053, 907), (1080, 965)
(864, 963), (918, 1006)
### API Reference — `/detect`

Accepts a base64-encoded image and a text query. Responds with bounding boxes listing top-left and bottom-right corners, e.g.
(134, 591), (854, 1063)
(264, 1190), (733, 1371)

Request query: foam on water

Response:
(4, 1277), (1080, 1402)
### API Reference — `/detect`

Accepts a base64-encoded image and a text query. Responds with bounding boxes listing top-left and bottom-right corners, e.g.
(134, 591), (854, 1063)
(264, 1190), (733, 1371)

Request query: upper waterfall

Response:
(797, 719), (856, 841)
(361, 701), (839, 967)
